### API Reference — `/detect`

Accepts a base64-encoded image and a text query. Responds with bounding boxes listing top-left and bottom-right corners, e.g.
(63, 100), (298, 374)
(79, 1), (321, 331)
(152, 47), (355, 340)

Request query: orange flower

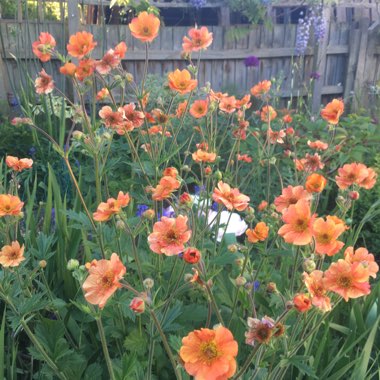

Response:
(212, 181), (250, 212)
(274, 185), (311, 213)
(245, 316), (276, 346)
(96, 87), (110, 101)
(32, 32), (56, 62)
(183, 247), (201, 264)
(179, 325), (238, 380)
(75, 59), (95, 81)
(148, 215), (192, 256)
(6, 156), (33, 172)
(176, 100), (188, 118)
(95, 49), (121, 75)
(278, 199), (315, 245)
(99, 106), (124, 129)
(359, 167), (377, 189)
(151, 108), (169, 124)
(129, 11), (160, 43)
(268, 128), (285, 144)
(163, 167), (178, 178)
(219, 96), (237, 114)
(236, 94), (251, 109)
(258, 200), (268, 211)
(0, 194), (24, 217)
(261, 105), (277, 122)
(182, 26), (213, 53)
(246, 222), (269, 243)
(237, 154), (252, 163)
(0, 241), (25, 267)
(192, 149), (217, 163)
(335, 162), (370, 190)
(296, 153), (324, 173)
(152, 176), (181, 201)
(305, 173), (327, 193)
(129, 297), (145, 313)
(293, 293), (312, 313)
(67, 31), (97, 59)
(324, 260), (371, 301)
(82, 253), (126, 309)
(307, 140), (328, 151)
(303, 270), (331, 312)
(114, 41), (127, 58)
(59, 62), (77, 76)
(209, 89), (228, 102)
(93, 192), (130, 222)
(168, 69), (197, 94)
(190, 100), (209, 118)
(35, 69), (54, 94)
(344, 246), (379, 279)
(250, 80), (271, 98)
(282, 114), (293, 124)
(312, 216), (345, 256)
(320, 99), (344, 125)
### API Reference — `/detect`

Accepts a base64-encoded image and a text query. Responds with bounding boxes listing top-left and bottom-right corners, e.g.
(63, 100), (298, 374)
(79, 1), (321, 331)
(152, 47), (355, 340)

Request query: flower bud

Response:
(142, 209), (155, 220)
(235, 258), (244, 267)
(228, 244), (238, 253)
(125, 73), (134, 82)
(129, 297), (145, 314)
(72, 130), (84, 140)
(184, 273), (194, 282)
(143, 278), (154, 289)
(214, 170), (223, 180)
(116, 220), (126, 230)
(67, 259), (79, 271)
(349, 191), (360, 200)
(182, 165), (191, 172)
(183, 247), (201, 264)
(286, 127), (294, 135)
(266, 282), (278, 293)
(293, 294), (311, 313)
(179, 192), (193, 206)
(235, 276), (247, 286)
(39, 260), (47, 269)
(285, 300), (294, 310)
(303, 258), (316, 273)
(204, 166), (212, 175)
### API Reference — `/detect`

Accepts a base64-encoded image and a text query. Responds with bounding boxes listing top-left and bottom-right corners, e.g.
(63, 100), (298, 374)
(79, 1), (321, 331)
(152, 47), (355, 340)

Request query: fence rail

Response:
(0, 1), (379, 112)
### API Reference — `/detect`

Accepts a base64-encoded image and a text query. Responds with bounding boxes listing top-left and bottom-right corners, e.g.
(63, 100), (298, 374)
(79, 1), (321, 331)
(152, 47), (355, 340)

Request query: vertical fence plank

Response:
(312, 6), (331, 111)
(68, 0), (80, 37)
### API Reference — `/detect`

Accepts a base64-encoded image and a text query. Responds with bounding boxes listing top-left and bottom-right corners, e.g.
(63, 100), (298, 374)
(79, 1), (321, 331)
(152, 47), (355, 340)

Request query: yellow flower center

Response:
(101, 270), (115, 289)
(200, 341), (219, 362)
(317, 232), (332, 243)
(294, 219), (307, 232)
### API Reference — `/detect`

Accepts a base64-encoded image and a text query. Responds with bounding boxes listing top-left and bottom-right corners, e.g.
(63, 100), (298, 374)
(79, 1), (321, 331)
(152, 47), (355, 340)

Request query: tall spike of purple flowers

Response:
(295, 13), (311, 56)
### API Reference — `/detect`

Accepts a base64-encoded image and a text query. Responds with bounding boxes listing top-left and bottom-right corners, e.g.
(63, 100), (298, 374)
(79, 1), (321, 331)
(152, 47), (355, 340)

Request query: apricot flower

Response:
(82, 253), (126, 309)
(0, 194), (24, 217)
(6, 156), (33, 172)
(250, 80), (271, 98)
(67, 31), (97, 59)
(129, 11), (160, 43)
(35, 69), (54, 94)
(344, 247), (378, 279)
(179, 325), (238, 380)
(274, 185), (311, 213)
(303, 270), (331, 312)
(0, 241), (25, 267)
(168, 69), (197, 94)
(32, 32), (56, 62)
(182, 26), (213, 53)
(93, 192), (130, 222)
(320, 99), (344, 125)
(212, 181), (250, 211)
(312, 216), (345, 256)
(148, 215), (191, 256)
(246, 222), (269, 243)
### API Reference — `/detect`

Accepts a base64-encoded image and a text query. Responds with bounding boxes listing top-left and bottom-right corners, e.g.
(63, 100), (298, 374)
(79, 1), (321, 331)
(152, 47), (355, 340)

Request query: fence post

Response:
(68, 1), (80, 37)
(353, 17), (370, 109)
(311, 6), (331, 113)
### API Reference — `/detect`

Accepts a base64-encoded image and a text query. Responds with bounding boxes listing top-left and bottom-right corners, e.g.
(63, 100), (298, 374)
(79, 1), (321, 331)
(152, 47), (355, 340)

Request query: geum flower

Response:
(0, 194), (24, 217)
(312, 216), (345, 256)
(295, 153), (324, 172)
(344, 246), (379, 278)
(324, 259), (371, 301)
(305, 173), (327, 193)
(129, 11), (160, 43)
(293, 293), (312, 313)
(32, 32), (56, 62)
(274, 185), (311, 213)
(99, 106), (124, 129)
(35, 69), (54, 94)
(192, 149), (217, 163)
(245, 316), (276, 346)
(219, 96), (237, 113)
(179, 325), (238, 380)
(250, 80), (271, 98)
(148, 215), (191, 256)
(336, 163), (377, 190)
(119, 103), (145, 129)
(95, 42), (127, 74)
(320, 98), (344, 125)
(93, 192), (130, 222)
(0, 241), (25, 267)
(75, 59), (95, 81)
(190, 99), (209, 118)
(67, 31), (97, 59)
(212, 181), (250, 212)
(246, 222), (269, 243)
(6, 156), (33, 172)
(151, 176), (181, 201)
(168, 69), (197, 94)
(303, 270), (331, 312)
(82, 253), (126, 309)
(278, 199), (315, 245)
(308, 140), (328, 151)
(182, 26), (213, 53)
(261, 105), (277, 122)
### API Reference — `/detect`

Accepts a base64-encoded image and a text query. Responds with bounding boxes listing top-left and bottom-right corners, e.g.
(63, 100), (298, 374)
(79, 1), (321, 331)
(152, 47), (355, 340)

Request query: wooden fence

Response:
(0, 0), (379, 112)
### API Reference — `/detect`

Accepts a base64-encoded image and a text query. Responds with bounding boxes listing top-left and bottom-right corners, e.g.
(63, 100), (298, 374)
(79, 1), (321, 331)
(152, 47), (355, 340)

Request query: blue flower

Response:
(254, 280), (260, 291)
(136, 204), (149, 217)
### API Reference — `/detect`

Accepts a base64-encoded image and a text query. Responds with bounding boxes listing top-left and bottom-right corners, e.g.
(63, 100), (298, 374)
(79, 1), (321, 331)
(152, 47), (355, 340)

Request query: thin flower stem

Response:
(149, 310), (182, 380)
(204, 281), (224, 326)
(96, 316), (116, 380)
(232, 344), (261, 379)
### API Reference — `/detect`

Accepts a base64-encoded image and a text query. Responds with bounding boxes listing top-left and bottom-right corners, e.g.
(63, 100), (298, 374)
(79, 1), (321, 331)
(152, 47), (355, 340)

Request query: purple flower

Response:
(194, 185), (205, 195)
(254, 280), (260, 291)
(162, 206), (175, 218)
(310, 72), (321, 80)
(136, 204), (149, 217)
(211, 202), (219, 212)
(244, 56), (260, 68)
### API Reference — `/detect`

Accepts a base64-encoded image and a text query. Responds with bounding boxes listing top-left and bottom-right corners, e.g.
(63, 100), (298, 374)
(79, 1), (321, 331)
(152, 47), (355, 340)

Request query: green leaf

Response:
(0, 307), (5, 380)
